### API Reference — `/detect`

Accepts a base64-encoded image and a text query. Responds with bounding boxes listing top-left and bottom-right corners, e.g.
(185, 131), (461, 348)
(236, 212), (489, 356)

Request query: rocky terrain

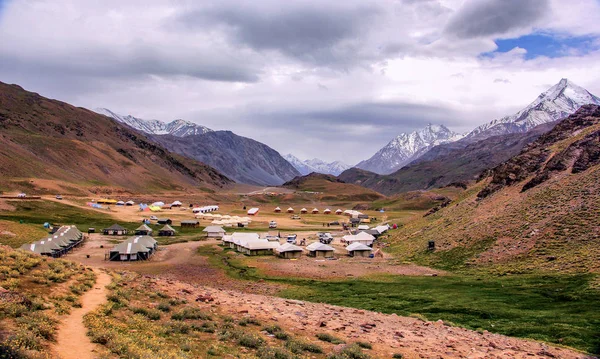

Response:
(282, 172), (384, 201)
(152, 131), (300, 186)
(0, 82), (231, 193)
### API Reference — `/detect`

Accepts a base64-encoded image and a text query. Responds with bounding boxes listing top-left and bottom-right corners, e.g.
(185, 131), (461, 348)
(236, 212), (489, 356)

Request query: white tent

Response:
(172, 200), (183, 206)
(346, 242), (373, 252)
(343, 232), (375, 246)
(116, 201), (125, 205)
(152, 201), (165, 207)
(247, 208), (259, 215)
(357, 225), (370, 230)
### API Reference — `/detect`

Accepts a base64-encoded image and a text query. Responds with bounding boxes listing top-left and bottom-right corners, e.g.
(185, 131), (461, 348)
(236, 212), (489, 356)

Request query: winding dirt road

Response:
(53, 270), (112, 359)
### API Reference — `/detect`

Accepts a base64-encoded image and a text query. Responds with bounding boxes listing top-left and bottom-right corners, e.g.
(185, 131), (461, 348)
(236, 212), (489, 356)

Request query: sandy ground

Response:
(156, 279), (595, 359)
(52, 270), (111, 359)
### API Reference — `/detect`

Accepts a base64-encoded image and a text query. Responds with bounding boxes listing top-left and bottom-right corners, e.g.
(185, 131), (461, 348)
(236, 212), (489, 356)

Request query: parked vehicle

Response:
(55, 195), (63, 200)
(149, 215), (158, 221)
(286, 234), (297, 244)
(318, 232), (333, 244)
(291, 215), (301, 220)
(269, 220), (277, 229)
(266, 235), (280, 242)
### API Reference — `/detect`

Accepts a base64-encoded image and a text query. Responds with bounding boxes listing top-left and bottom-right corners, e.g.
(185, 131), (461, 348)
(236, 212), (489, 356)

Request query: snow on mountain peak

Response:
(356, 124), (464, 174)
(466, 79), (600, 140)
(93, 108), (212, 137)
(284, 154), (351, 176)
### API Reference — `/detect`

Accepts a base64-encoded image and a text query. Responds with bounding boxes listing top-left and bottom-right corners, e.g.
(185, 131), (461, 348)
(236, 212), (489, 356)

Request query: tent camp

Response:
(306, 242), (335, 258)
(346, 242), (373, 257)
(276, 243), (303, 259)
(158, 224), (176, 236)
(135, 224), (153, 235)
(103, 224), (128, 236)
(203, 226), (226, 238)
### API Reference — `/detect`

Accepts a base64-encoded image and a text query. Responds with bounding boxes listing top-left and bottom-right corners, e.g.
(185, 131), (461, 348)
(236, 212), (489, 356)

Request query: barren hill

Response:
(389, 105), (600, 274)
(0, 82), (231, 193)
(282, 172), (384, 201)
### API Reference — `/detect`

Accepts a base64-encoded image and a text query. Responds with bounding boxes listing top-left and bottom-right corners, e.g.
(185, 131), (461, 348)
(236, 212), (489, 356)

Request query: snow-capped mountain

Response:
(464, 79), (600, 142)
(94, 108), (212, 137)
(284, 154), (351, 176)
(356, 124), (464, 174)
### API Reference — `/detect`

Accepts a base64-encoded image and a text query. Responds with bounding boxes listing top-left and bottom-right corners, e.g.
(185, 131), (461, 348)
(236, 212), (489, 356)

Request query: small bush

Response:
(238, 317), (261, 326)
(316, 332), (345, 344)
(131, 307), (162, 321)
(257, 346), (295, 359)
(263, 325), (290, 340)
(157, 302), (171, 312)
(171, 307), (211, 321)
(392, 354), (404, 359)
(286, 340), (323, 354)
(327, 344), (370, 359)
(238, 333), (264, 349)
(355, 341), (372, 349)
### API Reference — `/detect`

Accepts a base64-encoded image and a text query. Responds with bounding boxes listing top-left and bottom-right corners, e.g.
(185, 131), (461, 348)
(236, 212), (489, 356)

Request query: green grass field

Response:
(198, 245), (600, 354)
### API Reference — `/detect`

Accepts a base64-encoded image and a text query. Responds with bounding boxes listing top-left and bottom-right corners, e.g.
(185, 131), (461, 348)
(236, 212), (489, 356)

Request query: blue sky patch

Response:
(489, 34), (599, 60)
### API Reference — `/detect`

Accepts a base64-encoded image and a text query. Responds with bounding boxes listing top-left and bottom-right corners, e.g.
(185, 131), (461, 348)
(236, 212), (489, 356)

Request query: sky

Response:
(1, 0), (600, 165)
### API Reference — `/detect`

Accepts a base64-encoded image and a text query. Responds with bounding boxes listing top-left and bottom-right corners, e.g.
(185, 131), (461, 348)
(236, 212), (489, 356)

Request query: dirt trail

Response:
(53, 270), (112, 359)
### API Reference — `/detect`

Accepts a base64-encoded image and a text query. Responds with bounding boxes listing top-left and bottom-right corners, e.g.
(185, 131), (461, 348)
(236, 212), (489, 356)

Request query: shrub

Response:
(263, 325), (290, 340)
(392, 354), (404, 359)
(191, 321), (217, 333)
(286, 340), (323, 354)
(171, 307), (211, 321)
(257, 347), (295, 359)
(238, 333), (265, 349)
(157, 302), (171, 312)
(238, 317), (261, 326)
(316, 332), (345, 344)
(355, 341), (372, 349)
(131, 307), (162, 321)
(327, 344), (370, 359)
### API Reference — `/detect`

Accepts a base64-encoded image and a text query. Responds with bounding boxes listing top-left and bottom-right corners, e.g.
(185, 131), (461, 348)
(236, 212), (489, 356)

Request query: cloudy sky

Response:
(1, 0), (600, 164)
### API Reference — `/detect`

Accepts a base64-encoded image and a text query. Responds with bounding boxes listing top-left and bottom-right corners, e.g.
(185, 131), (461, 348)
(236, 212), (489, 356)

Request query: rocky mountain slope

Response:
(339, 121), (556, 195)
(284, 154), (351, 176)
(356, 124), (464, 174)
(464, 78), (600, 142)
(152, 131), (300, 186)
(0, 82), (231, 193)
(389, 104), (600, 274)
(95, 108), (212, 137)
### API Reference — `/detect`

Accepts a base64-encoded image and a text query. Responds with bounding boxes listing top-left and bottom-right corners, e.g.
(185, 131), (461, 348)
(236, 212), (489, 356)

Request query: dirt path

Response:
(53, 270), (112, 359)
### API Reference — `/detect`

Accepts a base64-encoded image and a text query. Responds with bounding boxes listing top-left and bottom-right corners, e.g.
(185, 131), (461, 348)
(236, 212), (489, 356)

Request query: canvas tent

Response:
(312, 208), (319, 214)
(343, 232), (375, 246)
(128, 236), (158, 253)
(171, 200), (183, 207)
(323, 208), (331, 214)
(135, 224), (153, 235)
(276, 243), (303, 259)
(125, 200), (135, 206)
(300, 208), (308, 214)
(109, 241), (151, 261)
(181, 220), (200, 228)
(306, 242), (335, 258)
(247, 208), (259, 216)
(203, 226), (226, 238)
(274, 207), (281, 213)
(103, 224), (128, 236)
(158, 224), (176, 236)
(346, 242), (373, 257)
(287, 207), (294, 213)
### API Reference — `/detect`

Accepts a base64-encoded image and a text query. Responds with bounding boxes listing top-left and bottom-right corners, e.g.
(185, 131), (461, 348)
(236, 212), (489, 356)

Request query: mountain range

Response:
(283, 154), (351, 176)
(355, 79), (600, 176)
(356, 124), (464, 174)
(0, 82), (231, 193)
(95, 109), (300, 185)
(341, 79), (600, 195)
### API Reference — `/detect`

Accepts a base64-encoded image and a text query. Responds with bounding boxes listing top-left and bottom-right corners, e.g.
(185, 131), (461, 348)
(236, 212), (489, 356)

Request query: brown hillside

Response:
(282, 172), (385, 201)
(389, 105), (600, 273)
(0, 82), (231, 193)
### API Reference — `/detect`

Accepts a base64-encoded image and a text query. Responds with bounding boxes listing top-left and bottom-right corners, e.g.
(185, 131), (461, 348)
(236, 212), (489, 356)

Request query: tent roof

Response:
(276, 243), (303, 253)
(20, 242), (54, 254)
(203, 226), (225, 233)
(346, 242), (372, 252)
(181, 220), (200, 224)
(105, 224), (127, 231)
(127, 236), (157, 248)
(111, 241), (150, 254)
(135, 224), (153, 231)
(159, 224), (176, 232)
(306, 242), (335, 252)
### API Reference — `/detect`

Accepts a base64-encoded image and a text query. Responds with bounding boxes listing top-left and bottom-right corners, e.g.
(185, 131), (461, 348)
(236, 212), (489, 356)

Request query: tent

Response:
(148, 205), (162, 212)
(357, 225), (370, 230)
(116, 201), (125, 206)
(125, 200), (135, 206)
(103, 224), (128, 236)
(306, 242), (335, 258)
(203, 226), (226, 238)
(152, 201), (165, 207)
(312, 208), (319, 214)
(343, 232), (375, 246)
(346, 242), (373, 257)
(300, 208), (308, 214)
(335, 209), (343, 214)
(158, 224), (176, 236)
(20, 242), (55, 257)
(171, 200), (183, 207)
(276, 243), (303, 259)
(109, 241), (150, 261)
(135, 224), (153, 235)
(323, 209), (331, 214)
(274, 207), (281, 213)
(247, 208), (259, 216)
(181, 220), (200, 228)
(127, 236), (158, 253)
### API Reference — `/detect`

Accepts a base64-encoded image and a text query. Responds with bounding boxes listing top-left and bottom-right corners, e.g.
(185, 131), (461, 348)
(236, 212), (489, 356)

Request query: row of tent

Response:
(221, 233), (374, 258)
(192, 205), (219, 213)
(103, 224), (177, 236)
(274, 207), (343, 214)
(109, 236), (158, 261)
(19, 226), (84, 257)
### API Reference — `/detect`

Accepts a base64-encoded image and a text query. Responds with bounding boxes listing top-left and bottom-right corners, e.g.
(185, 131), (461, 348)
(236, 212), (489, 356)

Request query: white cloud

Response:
(0, 0), (599, 164)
